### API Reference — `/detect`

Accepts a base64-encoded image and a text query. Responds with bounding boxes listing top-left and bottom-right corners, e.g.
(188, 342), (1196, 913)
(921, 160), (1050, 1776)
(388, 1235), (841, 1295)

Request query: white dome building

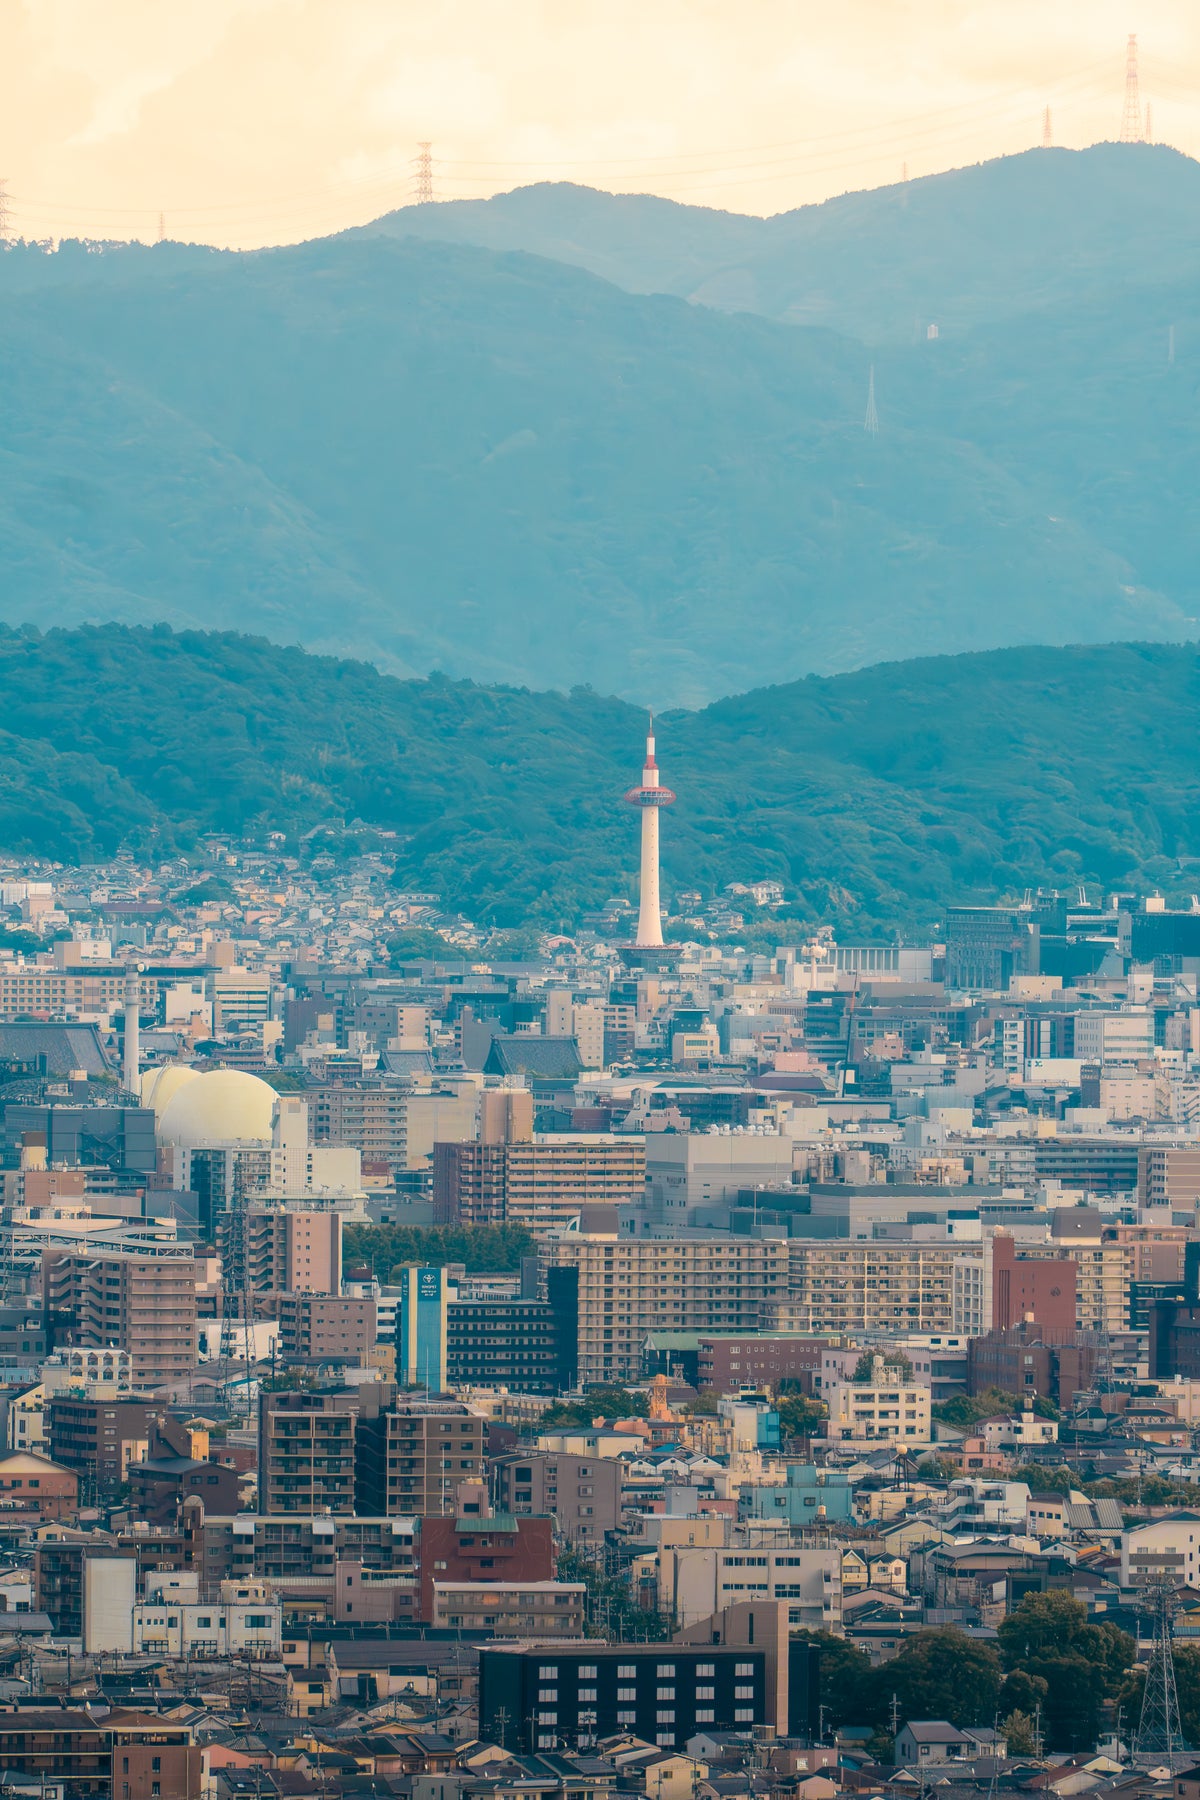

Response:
(158, 1068), (278, 1150)
(141, 1062), (201, 1122)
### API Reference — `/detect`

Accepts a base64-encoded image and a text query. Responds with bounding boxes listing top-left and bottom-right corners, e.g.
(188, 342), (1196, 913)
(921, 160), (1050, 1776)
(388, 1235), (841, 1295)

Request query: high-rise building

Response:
(43, 1248), (197, 1389)
(395, 1264), (452, 1389)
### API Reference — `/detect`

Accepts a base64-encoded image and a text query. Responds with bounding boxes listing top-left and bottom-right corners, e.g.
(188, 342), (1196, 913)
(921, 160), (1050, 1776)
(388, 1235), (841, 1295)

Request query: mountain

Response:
(361, 144), (1200, 340)
(2, 162), (1199, 703)
(3, 624), (1200, 935)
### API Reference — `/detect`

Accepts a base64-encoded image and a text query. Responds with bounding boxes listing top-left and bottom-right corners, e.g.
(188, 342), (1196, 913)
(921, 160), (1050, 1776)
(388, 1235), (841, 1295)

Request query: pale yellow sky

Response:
(5, 0), (1198, 247)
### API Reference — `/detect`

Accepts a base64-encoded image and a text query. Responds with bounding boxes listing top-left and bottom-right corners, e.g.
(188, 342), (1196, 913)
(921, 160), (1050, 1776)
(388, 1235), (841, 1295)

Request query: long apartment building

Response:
(539, 1232), (789, 1385)
(762, 1240), (983, 1338)
(216, 1204), (342, 1296)
(43, 1247), (197, 1388)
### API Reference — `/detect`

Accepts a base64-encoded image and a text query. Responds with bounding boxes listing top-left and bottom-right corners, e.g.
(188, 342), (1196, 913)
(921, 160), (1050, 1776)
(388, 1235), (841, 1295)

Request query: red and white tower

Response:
(624, 718), (676, 948)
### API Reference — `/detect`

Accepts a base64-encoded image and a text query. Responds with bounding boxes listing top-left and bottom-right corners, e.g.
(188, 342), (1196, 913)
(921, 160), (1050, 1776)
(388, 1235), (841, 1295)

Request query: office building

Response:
(395, 1263), (453, 1390)
(435, 1134), (645, 1232)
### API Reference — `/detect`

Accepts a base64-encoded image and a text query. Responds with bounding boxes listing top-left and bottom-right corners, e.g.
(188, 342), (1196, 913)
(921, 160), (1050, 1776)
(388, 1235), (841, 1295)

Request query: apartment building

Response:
(822, 1361), (932, 1448)
(216, 1203), (342, 1296)
(658, 1542), (843, 1632)
(539, 1231), (788, 1385)
(312, 1080), (478, 1172)
(277, 1292), (375, 1365)
(43, 1247), (197, 1388)
(764, 1240), (979, 1337)
(257, 1389), (360, 1514)
(492, 1451), (622, 1544)
(431, 1579), (585, 1637)
(1139, 1146), (1200, 1211)
(435, 1136), (645, 1232)
(368, 1400), (486, 1516)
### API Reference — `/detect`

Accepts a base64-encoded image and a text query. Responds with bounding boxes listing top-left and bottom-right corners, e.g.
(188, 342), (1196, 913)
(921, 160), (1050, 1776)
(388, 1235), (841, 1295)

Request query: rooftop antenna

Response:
(1121, 35), (1144, 143)
(1042, 107), (1053, 148)
(413, 142), (435, 205)
(864, 365), (879, 436)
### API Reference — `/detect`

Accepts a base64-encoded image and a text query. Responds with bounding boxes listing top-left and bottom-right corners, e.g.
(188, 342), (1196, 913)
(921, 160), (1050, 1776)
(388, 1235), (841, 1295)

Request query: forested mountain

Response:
(1, 146), (1198, 701)
(363, 144), (1200, 339)
(3, 624), (1200, 935)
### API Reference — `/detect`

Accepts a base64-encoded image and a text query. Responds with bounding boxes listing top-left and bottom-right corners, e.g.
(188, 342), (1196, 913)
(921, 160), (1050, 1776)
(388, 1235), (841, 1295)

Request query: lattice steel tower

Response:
(1136, 1579), (1187, 1758)
(1121, 35), (1144, 142)
(414, 142), (435, 204)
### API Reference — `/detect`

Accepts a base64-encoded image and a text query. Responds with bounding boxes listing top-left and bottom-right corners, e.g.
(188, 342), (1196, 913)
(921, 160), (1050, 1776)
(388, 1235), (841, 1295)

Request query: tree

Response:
(1000, 1710), (1039, 1756)
(998, 1590), (1135, 1750)
(540, 1388), (641, 1429)
(792, 1631), (874, 1731)
(932, 1388), (1017, 1431)
(852, 1351), (914, 1383)
(776, 1395), (827, 1439)
(865, 1627), (1001, 1730)
(915, 1455), (957, 1481)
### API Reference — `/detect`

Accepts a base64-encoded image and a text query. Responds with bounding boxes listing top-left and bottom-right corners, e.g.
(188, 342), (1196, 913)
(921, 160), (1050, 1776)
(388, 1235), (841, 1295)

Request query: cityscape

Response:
(7, 5), (1200, 1798)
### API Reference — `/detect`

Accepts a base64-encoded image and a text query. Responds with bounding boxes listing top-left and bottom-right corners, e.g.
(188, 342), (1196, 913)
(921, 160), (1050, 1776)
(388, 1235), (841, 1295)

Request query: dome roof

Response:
(158, 1069), (278, 1149)
(141, 1062), (200, 1121)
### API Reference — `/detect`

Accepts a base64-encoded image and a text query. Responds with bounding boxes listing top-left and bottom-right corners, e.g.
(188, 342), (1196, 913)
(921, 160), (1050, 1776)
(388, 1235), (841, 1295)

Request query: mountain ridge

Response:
(1, 623), (1198, 936)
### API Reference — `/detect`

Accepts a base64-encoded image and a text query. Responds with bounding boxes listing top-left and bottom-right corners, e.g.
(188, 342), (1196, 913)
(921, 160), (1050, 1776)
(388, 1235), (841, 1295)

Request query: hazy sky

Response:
(6, 0), (1198, 247)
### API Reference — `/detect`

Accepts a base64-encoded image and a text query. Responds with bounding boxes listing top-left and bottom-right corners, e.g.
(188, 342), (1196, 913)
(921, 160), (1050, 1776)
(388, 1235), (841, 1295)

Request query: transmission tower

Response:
(864, 365), (879, 436)
(1042, 107), (1053, 148)
(157, 211), (165, 243)
(413, 142), (435, 204)
(1121, 35), (1144, 143)
(1135, 1579), (1188, 1760)
(0, 180), (10, 243)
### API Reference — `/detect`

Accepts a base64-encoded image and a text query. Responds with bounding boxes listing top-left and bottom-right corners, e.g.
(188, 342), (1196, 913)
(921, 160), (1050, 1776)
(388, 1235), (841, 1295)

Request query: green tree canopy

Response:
(865, 1627), (1002, 1730)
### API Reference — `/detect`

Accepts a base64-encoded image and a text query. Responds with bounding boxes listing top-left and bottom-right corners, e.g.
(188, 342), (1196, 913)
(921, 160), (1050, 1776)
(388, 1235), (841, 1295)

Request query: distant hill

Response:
(4, 624), (1200, 934)
(2, 162), (1199, 703)
(361, 144), (1200, 340)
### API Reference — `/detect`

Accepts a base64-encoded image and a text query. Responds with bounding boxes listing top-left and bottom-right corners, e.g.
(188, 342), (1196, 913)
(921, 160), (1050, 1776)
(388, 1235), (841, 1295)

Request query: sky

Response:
(5, 0), (1199, 247)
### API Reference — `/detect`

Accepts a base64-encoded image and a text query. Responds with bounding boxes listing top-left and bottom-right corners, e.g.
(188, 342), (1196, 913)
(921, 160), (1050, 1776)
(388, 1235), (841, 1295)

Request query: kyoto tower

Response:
(622, 717), (676, 964)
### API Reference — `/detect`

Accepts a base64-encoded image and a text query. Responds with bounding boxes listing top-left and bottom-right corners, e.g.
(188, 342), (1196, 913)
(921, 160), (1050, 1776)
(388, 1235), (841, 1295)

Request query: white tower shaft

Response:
(634, 728), (664, 946)
(123, 966), (140, 1097)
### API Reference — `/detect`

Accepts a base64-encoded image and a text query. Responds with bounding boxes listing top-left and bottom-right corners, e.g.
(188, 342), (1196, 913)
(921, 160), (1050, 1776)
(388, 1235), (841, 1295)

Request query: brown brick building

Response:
(417, 1506), (553, 1622)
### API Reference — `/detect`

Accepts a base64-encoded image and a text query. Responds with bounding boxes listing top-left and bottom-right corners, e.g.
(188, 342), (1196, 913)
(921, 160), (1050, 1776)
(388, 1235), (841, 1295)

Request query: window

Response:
(696, 1709), (715, 1724)
(578, 1664), (597, 1678)
(618, 1664), (637, 1678)
(617, 1710), (637, 1725)
(579, 1688), (597, 1701)
(538, 1735), (556, 1749)
(539, 1690), (558, 1702)
(539, 1711), (557, 1724)
(151, 1760), (161, 1774)
(735, 1709), (754, 1722)
(539, 1664), (558, 1678)
(735, 1662), (754, 1676)
(657, 1663), (676, 1676)
(696, 1663), (715, 1676)
(617, 1688), (636, 1702)
(735, 1686), (754, 1700)
(657, 1710), (675, 1723)
(657, 1687), (675, 1700)
(697, 1687), (715, 1700)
